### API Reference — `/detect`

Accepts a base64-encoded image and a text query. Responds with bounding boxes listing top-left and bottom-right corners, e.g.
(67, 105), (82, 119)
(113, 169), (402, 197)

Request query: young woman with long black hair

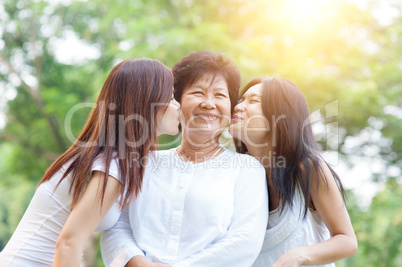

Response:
(0, 58), (180, 267)
(230, 77), (357, 267)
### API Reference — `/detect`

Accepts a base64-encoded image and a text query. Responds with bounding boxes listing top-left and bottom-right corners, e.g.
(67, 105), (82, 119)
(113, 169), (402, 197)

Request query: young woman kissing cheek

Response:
(156, 94), (181, 136)
(229, 83), (270, 147)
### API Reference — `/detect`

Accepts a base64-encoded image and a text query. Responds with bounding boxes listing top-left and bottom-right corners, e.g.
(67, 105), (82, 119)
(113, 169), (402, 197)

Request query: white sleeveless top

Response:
(253, 188), (335, 267)
(0, 155), (121, 267)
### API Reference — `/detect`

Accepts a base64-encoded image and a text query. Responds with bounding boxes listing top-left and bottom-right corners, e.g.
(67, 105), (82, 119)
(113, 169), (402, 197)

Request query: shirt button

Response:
(171, 226), (180, 235)
(179, 182), (185, 188)
(174, 203), (182, 210)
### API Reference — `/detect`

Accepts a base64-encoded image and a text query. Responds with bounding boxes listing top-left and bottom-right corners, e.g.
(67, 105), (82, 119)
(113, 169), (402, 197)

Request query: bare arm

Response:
(53, 171), (121, 267)
(272, 161), (358, 267)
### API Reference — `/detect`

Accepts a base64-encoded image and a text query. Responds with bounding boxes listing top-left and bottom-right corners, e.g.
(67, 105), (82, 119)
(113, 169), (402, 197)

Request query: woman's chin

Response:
(166, 127), (180, 136)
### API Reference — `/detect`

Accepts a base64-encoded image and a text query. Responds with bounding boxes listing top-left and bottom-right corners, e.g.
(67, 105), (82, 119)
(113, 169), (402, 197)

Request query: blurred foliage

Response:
(339, 179), (402, 267)
(0, 0), (401, 266)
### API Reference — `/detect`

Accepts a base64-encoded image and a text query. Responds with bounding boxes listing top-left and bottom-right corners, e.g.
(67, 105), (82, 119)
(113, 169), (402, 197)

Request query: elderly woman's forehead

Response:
(191, 73), (227, 87)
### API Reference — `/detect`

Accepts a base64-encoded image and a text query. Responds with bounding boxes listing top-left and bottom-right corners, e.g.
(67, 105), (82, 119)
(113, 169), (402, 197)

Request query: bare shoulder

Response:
(300, 157), (335, 187)
(300, 156), (339, 210)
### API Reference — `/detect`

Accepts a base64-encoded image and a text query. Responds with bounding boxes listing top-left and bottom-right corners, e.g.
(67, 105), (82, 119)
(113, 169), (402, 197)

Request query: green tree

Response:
(340, 179), (402, 266)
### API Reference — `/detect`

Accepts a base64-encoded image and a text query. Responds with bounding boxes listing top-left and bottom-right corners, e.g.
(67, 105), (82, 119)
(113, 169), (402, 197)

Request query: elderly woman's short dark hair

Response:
(172, 50), (241, 113)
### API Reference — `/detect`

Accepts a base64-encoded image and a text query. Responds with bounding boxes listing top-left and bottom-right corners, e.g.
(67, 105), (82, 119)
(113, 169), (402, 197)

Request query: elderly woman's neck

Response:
(178, 137), (222, 163)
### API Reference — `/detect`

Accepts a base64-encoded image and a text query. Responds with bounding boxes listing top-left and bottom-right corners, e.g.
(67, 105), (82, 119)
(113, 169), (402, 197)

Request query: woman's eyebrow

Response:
(246, 93), (261, 98)
(190, 85), (204, 90)
(214, 88), (229, 93)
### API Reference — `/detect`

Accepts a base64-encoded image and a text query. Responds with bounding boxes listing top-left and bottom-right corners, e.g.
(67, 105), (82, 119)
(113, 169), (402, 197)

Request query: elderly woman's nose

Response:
(200, 96), (216, 109)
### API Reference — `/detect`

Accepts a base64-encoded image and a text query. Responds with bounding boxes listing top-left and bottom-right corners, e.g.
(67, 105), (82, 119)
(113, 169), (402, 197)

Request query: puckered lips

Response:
(194, 112), (220, 121)
(231, 113), (243, 122)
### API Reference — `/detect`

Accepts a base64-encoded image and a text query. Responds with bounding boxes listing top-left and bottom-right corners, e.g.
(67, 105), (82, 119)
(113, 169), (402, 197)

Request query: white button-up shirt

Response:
(101, 148), (268, 267)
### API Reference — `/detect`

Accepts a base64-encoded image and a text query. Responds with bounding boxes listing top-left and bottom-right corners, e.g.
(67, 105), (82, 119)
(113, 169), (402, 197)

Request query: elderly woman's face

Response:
(180, 74), (231, 138)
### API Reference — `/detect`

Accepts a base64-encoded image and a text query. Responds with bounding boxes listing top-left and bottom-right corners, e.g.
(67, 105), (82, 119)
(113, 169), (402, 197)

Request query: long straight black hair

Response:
(235, 77), (346, 216)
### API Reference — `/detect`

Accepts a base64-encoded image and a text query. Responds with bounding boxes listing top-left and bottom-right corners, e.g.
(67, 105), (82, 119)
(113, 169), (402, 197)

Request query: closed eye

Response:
(216, 93), (228, 98)
(192, 91), (204, 95)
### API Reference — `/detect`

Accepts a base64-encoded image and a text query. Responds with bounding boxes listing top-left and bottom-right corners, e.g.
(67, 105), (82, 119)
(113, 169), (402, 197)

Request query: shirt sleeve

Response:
(100, 207), (145, 267)
(172, 160), (269, 267)
(91, 155), (120, 182)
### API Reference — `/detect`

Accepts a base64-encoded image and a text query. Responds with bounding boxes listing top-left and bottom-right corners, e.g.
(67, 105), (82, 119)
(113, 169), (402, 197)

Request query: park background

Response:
(0, 0), (401, 266)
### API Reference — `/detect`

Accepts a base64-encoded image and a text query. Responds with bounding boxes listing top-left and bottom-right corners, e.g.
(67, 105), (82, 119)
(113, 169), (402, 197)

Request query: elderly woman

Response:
(100, 51), (269, 267)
